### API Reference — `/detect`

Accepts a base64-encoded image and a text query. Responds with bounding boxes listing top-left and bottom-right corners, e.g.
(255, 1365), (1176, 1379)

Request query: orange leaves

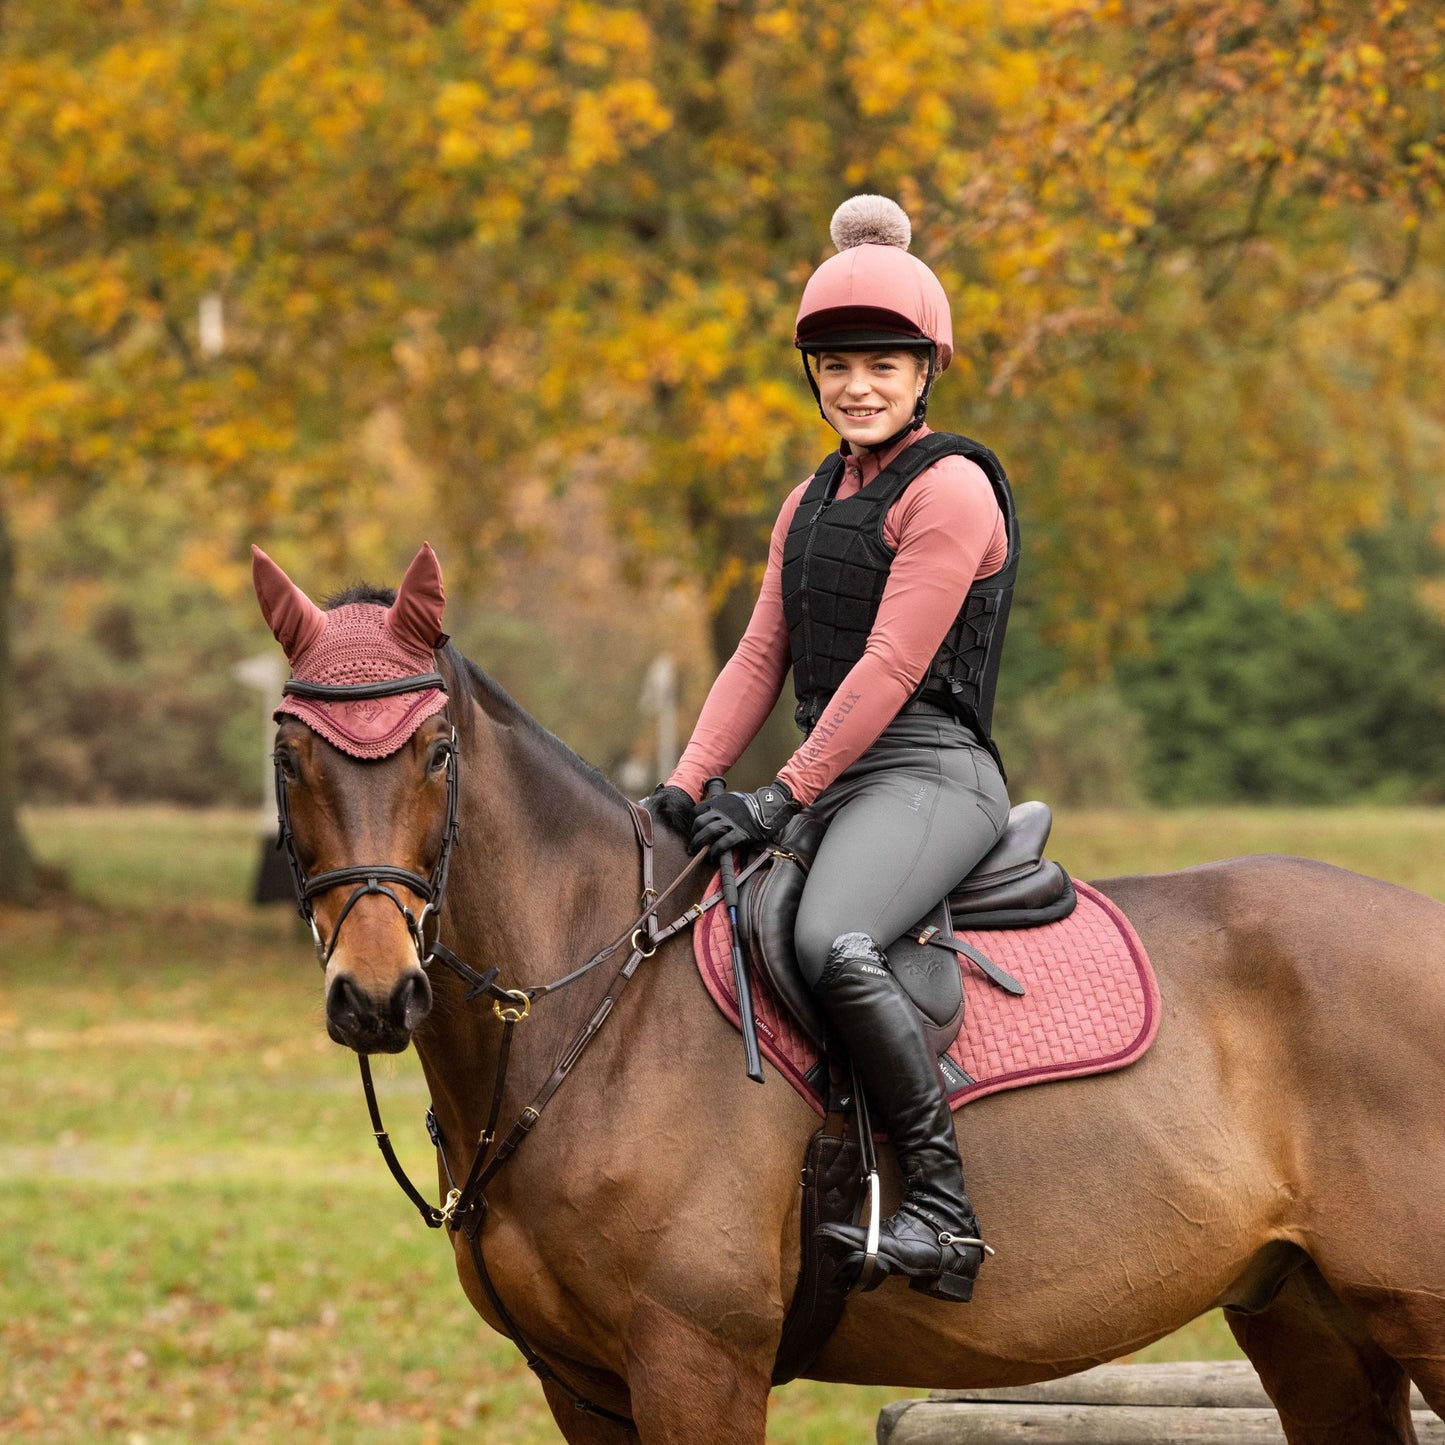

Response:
(1, 0), (1441, 670)
(435, 80), (535, 170)
(434, 6), (670, 220)
(690, 380), (813, 477)
(562, 2), (656, 72)
(567, 79), (671, 170)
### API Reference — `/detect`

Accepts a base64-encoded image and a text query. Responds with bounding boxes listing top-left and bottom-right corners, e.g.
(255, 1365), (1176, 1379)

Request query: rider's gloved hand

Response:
(642, 783), (697, 839)
(689, 780), (800, 861)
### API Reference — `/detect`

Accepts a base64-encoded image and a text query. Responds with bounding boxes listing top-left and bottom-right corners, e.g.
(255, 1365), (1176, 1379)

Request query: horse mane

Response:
(445, 647), (631, 810)
(321, 581), (629, 814)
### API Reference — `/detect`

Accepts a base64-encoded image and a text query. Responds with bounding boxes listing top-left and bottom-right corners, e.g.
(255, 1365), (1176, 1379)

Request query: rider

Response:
(649, 195), (1018, 1303)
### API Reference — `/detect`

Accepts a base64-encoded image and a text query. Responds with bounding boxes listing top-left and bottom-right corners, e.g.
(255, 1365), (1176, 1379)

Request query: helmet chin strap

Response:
(802, 345), (937, 454)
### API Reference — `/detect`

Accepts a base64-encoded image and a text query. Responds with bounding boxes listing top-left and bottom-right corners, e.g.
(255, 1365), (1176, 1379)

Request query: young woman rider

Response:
(648, 196), (1019, 1303)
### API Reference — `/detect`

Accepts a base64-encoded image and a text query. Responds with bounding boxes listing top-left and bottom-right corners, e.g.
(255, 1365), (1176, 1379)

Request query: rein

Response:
(274, 681), (719, 1423)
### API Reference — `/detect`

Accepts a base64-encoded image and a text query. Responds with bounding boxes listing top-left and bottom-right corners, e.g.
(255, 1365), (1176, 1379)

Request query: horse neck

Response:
(415, 693), (670, 1133)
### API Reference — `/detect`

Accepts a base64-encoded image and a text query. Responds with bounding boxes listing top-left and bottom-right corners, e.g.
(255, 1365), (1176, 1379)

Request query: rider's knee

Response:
(794, 910), (836, 991)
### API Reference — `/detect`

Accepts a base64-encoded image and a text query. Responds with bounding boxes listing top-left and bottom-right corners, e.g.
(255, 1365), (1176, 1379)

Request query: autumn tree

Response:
(415, 0), (1443, 774)
(2, 0), (1441, 896)
(0, 0), (674, 896)
(943, 0), (1445, 659)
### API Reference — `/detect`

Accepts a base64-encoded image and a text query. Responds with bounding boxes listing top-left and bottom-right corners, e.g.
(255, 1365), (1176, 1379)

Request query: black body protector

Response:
(780, 431), (1019, 766)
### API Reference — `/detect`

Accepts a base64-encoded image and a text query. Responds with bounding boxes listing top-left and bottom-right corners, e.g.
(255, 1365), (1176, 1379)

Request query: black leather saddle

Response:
(736, 801), (1075, 1061)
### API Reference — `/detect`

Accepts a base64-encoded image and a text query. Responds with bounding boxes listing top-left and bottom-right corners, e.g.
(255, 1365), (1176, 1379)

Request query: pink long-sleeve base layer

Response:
(669, 428), (1008, 807)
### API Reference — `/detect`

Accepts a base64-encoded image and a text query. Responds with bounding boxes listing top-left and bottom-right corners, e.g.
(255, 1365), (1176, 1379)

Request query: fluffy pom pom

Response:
(829, 194), (912, 252)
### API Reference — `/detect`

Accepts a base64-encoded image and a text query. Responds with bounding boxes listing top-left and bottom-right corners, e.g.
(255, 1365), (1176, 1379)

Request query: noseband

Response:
(272, 671), (460, 967)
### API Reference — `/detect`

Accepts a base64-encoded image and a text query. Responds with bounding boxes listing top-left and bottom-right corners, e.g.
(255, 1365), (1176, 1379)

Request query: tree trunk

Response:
(0, 498), (38, 903)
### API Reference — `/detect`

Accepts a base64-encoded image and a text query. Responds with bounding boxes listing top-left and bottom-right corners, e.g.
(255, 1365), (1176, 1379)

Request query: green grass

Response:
(7, 804), (1439, 1441)
(1049, 805), (1445, 902)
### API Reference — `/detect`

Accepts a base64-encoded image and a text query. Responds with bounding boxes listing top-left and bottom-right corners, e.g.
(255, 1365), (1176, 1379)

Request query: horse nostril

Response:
(392, 970), (432, 1032)
(327, 973), (369, 1033)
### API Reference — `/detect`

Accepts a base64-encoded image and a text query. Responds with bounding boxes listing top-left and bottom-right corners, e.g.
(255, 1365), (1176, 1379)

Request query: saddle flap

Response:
(884, 902), (966, 1055)
(736, 819), (963, 1056)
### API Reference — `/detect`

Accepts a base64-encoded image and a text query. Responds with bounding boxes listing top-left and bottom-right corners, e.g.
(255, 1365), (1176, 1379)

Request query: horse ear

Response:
(387, 542), (447, 653)
(251, 546), (326, 660)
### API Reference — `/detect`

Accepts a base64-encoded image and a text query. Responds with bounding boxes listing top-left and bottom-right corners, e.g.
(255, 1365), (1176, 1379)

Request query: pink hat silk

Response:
(795, 243), (954, 370)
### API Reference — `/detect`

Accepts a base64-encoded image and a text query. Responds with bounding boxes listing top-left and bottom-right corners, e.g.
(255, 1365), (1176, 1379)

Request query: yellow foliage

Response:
(0, 0), (1441, 663)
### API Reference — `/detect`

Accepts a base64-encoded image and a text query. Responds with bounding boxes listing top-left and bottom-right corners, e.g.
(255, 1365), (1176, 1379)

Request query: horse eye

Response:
(274, 749), (297, 782)
(428, 742), (453, 774)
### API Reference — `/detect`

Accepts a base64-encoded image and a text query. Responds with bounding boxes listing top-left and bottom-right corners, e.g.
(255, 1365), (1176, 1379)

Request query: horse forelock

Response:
(325, 581), (396, 610)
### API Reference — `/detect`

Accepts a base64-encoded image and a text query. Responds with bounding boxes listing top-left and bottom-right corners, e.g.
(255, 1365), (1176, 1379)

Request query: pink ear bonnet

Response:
(251, 544), (450, 759)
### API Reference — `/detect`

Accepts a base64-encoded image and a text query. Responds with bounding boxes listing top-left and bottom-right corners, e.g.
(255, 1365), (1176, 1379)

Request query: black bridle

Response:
(273, 671), (460, 968)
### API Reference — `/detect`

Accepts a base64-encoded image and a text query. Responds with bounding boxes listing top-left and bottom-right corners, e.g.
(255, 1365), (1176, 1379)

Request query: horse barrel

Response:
(875, 1361), (1443, 1443)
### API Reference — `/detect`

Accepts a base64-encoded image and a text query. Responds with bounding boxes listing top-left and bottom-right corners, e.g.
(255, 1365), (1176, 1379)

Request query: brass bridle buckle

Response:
(492, 989), (532, 1024)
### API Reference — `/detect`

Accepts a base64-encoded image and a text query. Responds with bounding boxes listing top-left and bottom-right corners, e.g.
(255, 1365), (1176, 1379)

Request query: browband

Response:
(282, 672), (447, 702)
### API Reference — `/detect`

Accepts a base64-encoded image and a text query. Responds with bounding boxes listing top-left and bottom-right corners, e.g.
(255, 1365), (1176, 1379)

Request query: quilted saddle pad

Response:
(693, 878), (1159, 1115)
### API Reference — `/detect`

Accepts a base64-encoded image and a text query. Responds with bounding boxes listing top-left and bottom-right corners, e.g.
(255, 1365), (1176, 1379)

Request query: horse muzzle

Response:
(325, 967), (432, 1053)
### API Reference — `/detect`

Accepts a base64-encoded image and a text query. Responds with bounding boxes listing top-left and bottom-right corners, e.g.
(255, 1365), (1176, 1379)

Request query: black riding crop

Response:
(706, 775), (765, 1084)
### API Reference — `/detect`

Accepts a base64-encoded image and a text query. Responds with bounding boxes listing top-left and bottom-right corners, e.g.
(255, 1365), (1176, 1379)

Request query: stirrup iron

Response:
(848, 1061), (885, 1295)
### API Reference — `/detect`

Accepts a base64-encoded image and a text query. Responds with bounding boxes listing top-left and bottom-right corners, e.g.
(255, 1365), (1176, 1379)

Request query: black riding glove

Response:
(642, 783), (697, 839)
(689, 780), (800, 861)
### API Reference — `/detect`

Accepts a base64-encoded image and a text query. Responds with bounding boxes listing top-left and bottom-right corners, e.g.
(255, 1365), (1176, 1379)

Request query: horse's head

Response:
(253, 543), (457, 1054)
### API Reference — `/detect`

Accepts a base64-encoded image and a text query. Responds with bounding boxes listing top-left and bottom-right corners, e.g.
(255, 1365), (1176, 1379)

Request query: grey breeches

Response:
(794, 714), (1010, 989)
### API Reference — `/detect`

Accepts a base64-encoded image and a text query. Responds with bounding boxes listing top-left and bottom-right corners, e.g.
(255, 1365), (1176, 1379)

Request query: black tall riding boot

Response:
(812, 932), (988, 1302)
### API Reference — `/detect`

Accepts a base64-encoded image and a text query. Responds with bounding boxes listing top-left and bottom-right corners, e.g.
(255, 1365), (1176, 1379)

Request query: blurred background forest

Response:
(2, 0), (1443, 901)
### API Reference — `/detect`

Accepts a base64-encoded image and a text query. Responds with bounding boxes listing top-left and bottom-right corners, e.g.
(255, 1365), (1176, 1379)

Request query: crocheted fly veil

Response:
(252, 544), (449, 758)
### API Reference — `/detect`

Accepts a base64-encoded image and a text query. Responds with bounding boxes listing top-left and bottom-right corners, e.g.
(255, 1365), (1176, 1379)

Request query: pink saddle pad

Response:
(693, 878), (1159, 1114)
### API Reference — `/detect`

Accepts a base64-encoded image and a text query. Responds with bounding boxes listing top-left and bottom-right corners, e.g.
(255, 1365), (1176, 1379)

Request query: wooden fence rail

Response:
(876, 1361), (1442, 1444)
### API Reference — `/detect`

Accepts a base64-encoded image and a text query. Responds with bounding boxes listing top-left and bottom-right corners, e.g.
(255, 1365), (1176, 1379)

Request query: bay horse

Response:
(263, 562), (1445, 1445)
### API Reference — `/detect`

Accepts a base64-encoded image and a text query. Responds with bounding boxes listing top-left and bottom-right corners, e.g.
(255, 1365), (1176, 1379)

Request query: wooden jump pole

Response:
(876, 1361), (1441, 1444)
